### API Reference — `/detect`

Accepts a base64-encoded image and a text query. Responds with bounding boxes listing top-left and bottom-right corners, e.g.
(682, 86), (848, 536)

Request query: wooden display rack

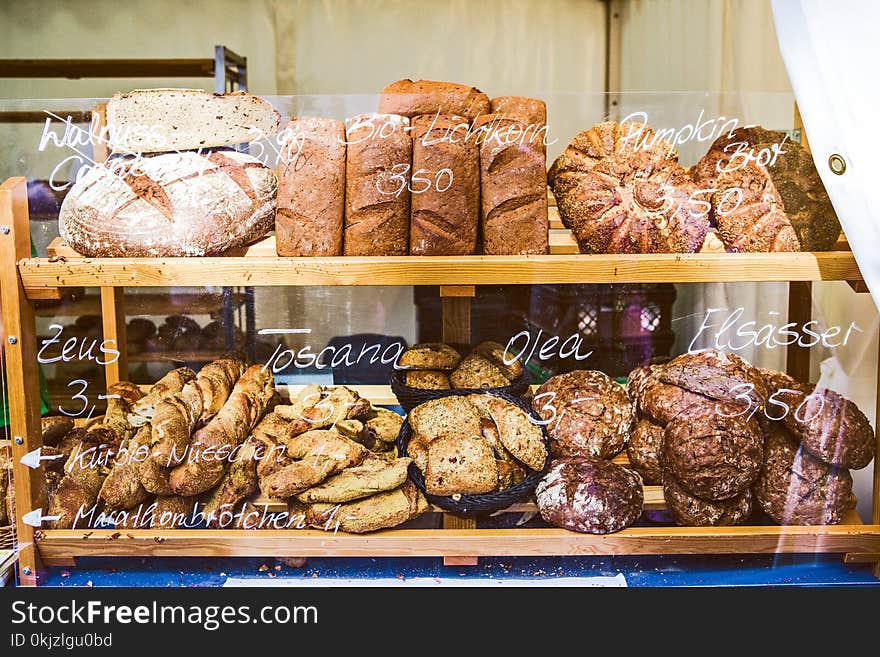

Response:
(3, 173), (880, 586)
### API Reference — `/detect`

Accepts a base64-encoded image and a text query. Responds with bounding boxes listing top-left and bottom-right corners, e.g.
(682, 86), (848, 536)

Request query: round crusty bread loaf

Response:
(662, 402), (763, 501)
(755, 425), (853, 525)
(693, 126), (841, 252)
(533, 370), (634, 459)
(663, 475), (752, 526)
(536, 457), (643, 534)
(782, 387), (875, 470)
(549, 121), (709, 254)
(59, 149), (276, 257)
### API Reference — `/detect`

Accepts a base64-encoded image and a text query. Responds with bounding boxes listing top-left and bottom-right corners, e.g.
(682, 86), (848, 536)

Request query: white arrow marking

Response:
(20, 447), (64, 469)
(21, 508), (61, 527)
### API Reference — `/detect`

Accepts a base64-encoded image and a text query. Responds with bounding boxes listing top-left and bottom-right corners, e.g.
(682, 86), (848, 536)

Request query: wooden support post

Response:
(439, 285), (479, 566)
(874, 329), (880, 578)
(0, 177), (46, 586)
(91, 103), (109, 164)
(786, 281), (813, 382)
(100, 287), (127, 387)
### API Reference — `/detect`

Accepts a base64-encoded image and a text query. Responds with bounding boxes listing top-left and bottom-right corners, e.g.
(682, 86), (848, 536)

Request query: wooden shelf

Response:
(127, 351), (231, 363)
(1, 58), (216, 79)
(34, 292), (245, 317)
(22, 238), (863, 290)
(35, 523), (880, 564)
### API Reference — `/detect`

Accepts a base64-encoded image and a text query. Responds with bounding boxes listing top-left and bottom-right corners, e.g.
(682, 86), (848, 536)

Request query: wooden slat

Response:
(24, 286), (63, 301)
(0, 58), (215, 78)
(0, 110), (93, 124)
(0, 178), (45, 586)
(35, 525), (880, 559)
(100, 287), (127, 386)
(279, 384), (399, 407)
(92, 103), (109, 164)
(786, 281), (813, 381)
(34, 292), (245, 317)
(18, 249), (864, 288)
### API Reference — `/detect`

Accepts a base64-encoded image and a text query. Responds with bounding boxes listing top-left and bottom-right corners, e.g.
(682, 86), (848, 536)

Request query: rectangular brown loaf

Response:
(379, 79), (490, 121)
(275, 117), (346, 256)
(343, 113), (412, 256)
(489, 96), (548, 152)
(409, 114), (480, 255)
(474, 114), (549, 255)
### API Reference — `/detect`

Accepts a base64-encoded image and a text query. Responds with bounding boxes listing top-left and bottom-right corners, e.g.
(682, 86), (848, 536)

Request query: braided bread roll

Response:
(550, 121), (708, 253)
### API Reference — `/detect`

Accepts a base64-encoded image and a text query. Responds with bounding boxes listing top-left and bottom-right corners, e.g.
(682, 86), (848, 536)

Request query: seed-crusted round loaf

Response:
(450, 353), (510, 388)
(663, 475), (752, 526)
(782, 387), (875, 470)
(662, 402), (763, 500)
(549, 121), (709, 254)
(533, 370), (634, 459)
(755, 426), (853, 525)
(536, 457), (643, 534)
(397, 343), (462, 371)
(405, 370), (451, 390)
(626, 418), (665, 485)
(693, 126), (841, 252)
(625, 363), (663, 410)
(60, 149), (277, 257)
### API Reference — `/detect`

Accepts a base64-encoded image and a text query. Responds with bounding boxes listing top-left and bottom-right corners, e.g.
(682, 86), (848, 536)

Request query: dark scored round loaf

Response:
(694, 126), (841, 252)
(662, 402), (764, 500)
(626, 363), (663, 414)
(533, 370), (634, 459)
(782, 387), (875, 470)
(663, 475), (752, 526)
(549, 121), (709, 254)
(536, 457), (644, 534)
(627, 418), (665, 485)
(59, 149), (277, 257)
(755, 426), (853, 525)
(659, 349), (768, 411)
(640, 379), (712, 426)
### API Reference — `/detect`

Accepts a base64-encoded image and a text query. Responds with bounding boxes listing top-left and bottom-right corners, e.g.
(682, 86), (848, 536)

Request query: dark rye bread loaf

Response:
(276, 116), (346, 256)
(626, 418), (664, 485)
(755, 425), (853, 525)
(693, 126), (841, 252)
(409, 115), (479, 255)
(379, 79), (490, 121)
(343, 114), (412, 255)
(662, 402), (763, 501)
(59, 150), (276, 257)
(659, 349), (768, 411)
(782, 387), (875, 470)
(533, 370), (634, 459)
(663, 475), (752, 526)
(473, 113), (548, 255)
(536, 457), (643, 534)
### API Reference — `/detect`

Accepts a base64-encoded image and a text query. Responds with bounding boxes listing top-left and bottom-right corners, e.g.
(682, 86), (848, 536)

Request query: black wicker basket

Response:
(396, 389), (550, 515)
(390, 367), (531, 414)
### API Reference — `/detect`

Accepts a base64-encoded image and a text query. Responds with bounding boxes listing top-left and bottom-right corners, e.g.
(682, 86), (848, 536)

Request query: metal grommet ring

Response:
(829, 154), (846, 175)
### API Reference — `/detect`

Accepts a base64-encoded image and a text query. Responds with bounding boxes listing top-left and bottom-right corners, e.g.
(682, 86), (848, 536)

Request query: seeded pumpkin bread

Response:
(397, 343), (462, 370)
(405, 370), (451, 390)
(408, 396), (482, 443)
(450, 353), (510, 389)
(425, 434), (498, 496)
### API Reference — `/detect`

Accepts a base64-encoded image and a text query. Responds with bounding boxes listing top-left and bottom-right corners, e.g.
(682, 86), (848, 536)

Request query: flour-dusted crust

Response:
(659, 349), (768, 409)
(640, 380), (712, 426)
(107, 88), (281, 153)
(663, 475), (752, 526)
(276, 116), (346, 256)
(379, 79), (490, 120)
(662, 402), (763, 500)
(533, 370), (634, 459)
(536, 457), (643, 534)
(626, 418), (665, 485)
(59, 149), (276, 257)
(549, 121), (709, 254)
(755, 426), (853, 525)
(782, 387), (875, 470)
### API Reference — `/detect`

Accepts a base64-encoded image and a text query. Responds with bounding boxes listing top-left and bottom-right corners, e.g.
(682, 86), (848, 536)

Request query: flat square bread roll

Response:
(487, 397), (547, 471)
(408, 396), (481, 443)
(425, 434), (498, 496)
